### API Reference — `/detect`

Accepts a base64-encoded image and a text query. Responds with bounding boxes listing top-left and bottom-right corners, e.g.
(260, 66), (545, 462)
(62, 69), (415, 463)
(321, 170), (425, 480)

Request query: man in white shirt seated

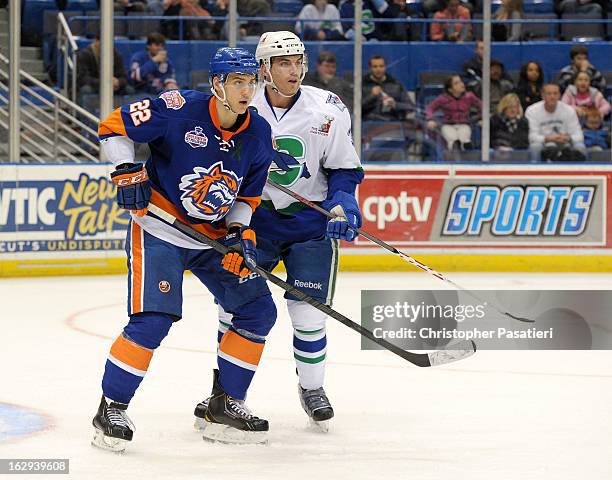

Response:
(525, 83), (586, 162)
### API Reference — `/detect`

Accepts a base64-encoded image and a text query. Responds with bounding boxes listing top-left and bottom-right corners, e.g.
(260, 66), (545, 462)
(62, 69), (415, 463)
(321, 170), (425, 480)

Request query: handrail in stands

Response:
(58, 12), (79, 104)
(0, 51), (100, 163)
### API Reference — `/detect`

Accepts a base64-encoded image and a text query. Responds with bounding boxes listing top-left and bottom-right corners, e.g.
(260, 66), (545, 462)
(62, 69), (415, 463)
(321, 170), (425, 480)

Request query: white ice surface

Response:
(1, 272), (611, 480)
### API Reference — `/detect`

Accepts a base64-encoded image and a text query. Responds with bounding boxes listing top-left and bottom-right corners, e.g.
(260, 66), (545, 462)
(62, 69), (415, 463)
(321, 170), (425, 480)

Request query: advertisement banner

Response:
(1, 163), (611, 275)
(0, 165), (129, 257)
(352, 165), (612, 250)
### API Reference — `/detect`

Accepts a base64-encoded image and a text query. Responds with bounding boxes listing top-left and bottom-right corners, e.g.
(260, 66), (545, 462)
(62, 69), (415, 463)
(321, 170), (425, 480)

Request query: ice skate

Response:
(193, 395), (211, 431)
(91, 396), (135, 453)
(198, 369), (268, 445)
(299, 384), (334, 433)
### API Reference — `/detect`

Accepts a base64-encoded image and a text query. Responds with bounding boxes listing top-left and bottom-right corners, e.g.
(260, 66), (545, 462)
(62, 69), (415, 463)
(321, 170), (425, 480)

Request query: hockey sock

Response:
(293, 327), (327, 390)
(216, 328), (265, 400)
(289, 300), (327, 390)
(217, 306), (233, 345)
(102, 312), (173, 404)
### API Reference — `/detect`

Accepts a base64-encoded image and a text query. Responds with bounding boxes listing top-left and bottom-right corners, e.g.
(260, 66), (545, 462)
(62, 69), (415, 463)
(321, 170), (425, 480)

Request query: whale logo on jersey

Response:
(179, 162), (242, 221)
(268, 136), (311, 188)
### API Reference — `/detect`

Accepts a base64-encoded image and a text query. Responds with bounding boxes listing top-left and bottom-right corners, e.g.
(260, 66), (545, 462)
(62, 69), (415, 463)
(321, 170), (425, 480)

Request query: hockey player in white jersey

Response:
(195, 32), (363, 431)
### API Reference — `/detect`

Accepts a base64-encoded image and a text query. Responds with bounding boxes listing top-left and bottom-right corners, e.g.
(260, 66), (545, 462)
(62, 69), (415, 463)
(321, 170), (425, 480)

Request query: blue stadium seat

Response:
(523, 0), (554, 13)
(67, 0), (98, 11)
(522, 13), (558, 40)
(22, 0), (57, 45)
(561, 12), (604, 40)
(273, 0), (303, 15)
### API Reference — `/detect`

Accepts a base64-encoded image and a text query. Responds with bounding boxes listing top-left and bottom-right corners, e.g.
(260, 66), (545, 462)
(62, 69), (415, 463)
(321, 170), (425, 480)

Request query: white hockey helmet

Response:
(256, 31), (308, 85)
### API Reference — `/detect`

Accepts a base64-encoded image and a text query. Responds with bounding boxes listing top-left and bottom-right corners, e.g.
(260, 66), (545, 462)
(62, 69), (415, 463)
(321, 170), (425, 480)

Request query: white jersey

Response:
(251, 85), (361, 211)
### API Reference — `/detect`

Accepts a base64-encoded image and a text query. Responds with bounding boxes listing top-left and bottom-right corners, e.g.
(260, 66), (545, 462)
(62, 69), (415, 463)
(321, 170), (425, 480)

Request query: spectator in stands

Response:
(515, 61), (544, 110)
(583, 107), (610, 151)
(474, 59), (515, 113)
(426, 74), (482, 150)
(147, 0), (165, 14)
(462, 40), (483, 89)
(129, 33), (179, 95)
(558, 0), (603, 16)
(490, 93), (529, 150)
(76, 35), (132, 101)
(382, 0), (422, 41)
(304, 51), (354, 112)
(558, 44), (606, 93)
(114, 0), (147, 14)
(493, 0), (523, 41)
(362, 55), (415, 120)
(296, 0), (344, 40)
(237, 0), (272, 37)
(340, 0), (395, 41)
(561, 71), (611, 119)
(161, 0), (215, 40)
(423, 0), (474, 16)
(430, 0), (472, 42)
(525, 83), (586, 161)
(182, 0), (215, 40)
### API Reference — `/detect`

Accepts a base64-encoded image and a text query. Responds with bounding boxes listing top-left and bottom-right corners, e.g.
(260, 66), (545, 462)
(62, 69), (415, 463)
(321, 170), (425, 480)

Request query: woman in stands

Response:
(426, 74), (482, 151)
(493, 0), (523, 41)
(561, 71), (611, 120)
(490, 93), (529, 151)
(515, 61), (544, 111)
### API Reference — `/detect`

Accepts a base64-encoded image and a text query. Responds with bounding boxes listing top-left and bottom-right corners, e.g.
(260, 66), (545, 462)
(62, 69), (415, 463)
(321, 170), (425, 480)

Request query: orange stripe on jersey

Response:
(236, 196), (261, 212)
(98, 108), (127, 137)
(110, 334), (153, 372)
(150, 189), (228, 239)
(218, 330), (264, 367)
(208, 97), (251, 142)
(130, 221), (144, 314)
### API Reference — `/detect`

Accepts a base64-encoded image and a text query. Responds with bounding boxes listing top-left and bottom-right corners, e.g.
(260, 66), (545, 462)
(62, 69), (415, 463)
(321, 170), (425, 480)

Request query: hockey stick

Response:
(146, 204), (476, 368)
(266, 179), (535, 324)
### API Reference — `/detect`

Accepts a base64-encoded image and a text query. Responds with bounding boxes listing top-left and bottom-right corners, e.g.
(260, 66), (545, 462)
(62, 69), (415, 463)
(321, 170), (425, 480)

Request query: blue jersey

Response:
(99, 90), (275, 246)
(129, 50), (176, 94)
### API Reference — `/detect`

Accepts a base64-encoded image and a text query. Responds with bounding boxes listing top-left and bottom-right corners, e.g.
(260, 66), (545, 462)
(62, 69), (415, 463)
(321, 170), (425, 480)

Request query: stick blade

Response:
(427, 340), (477, 367)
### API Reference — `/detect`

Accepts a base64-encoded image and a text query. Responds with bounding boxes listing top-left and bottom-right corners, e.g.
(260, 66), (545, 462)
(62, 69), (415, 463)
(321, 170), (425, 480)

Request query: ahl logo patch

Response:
(326, 93), (346, 112)
(310, 115), (334, 136)
(159, 90), (185, 110)
(179, 161), (242, 221)
(159, 280), (171, 293)
(184, 126), (208, 148)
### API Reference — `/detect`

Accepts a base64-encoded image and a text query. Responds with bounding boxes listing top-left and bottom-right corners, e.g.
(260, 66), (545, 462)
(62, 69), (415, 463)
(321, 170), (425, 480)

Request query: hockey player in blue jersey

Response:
(92, 47), (277, 450)
(194, 32), (364, 432)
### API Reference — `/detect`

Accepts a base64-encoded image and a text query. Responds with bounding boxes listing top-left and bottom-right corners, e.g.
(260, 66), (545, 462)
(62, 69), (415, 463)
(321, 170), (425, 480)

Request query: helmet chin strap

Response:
(211, 81), (241, 115)
(263, 64), (300, 99)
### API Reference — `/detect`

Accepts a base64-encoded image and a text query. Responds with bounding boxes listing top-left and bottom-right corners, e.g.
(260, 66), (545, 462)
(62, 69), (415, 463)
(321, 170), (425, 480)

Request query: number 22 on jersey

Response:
(129, 99), (152, 126)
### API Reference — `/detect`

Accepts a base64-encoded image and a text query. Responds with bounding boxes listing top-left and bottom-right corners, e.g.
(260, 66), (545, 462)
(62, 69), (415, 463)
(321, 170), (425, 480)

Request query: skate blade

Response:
(194, 416), (207, 431)
(200, 421), (268, 445)
(307, 417), (330, 433)
(91, 428), (128, 453)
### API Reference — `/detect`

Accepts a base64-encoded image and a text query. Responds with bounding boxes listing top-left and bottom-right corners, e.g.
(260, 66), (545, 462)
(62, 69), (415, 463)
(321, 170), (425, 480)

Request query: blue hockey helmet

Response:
(209, 47), (259, 84)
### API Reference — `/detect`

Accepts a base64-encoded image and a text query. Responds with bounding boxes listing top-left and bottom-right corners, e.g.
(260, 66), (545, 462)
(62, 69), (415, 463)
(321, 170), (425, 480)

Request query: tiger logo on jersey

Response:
(179, 162), (243, 221)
